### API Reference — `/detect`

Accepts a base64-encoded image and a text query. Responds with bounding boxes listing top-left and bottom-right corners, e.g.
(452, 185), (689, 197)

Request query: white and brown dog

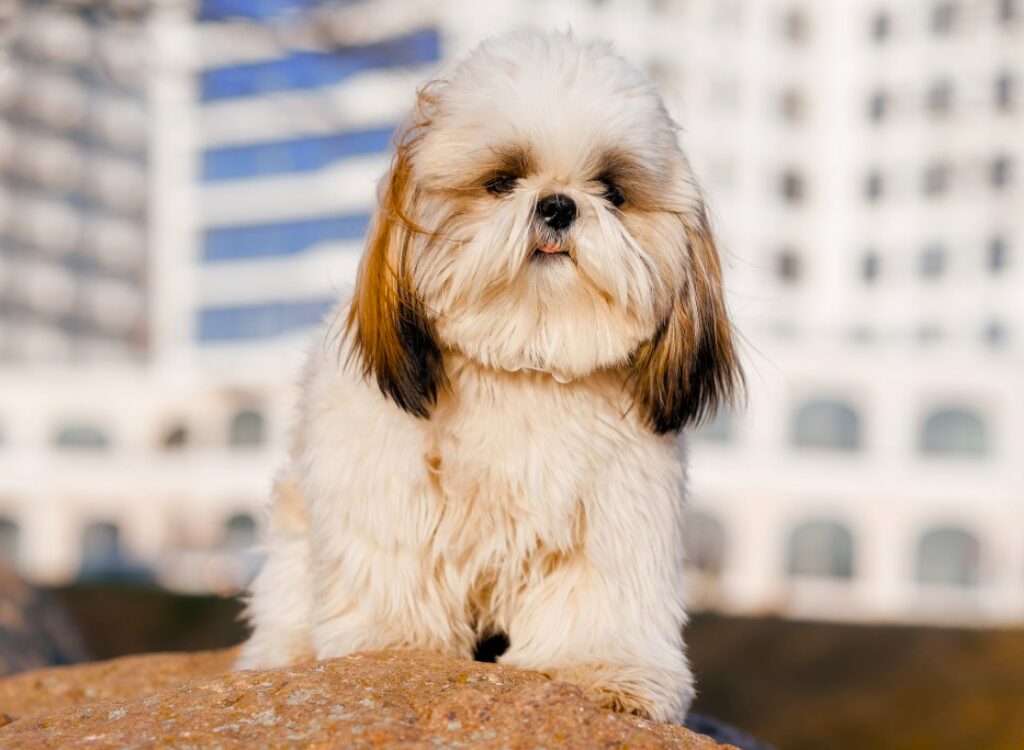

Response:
(239, 30), (742, 723)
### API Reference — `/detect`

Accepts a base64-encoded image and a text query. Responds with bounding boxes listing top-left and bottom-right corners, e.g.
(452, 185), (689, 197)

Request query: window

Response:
(198, 298), (334, 342)
(915, 324), (944, 344)
(995, 72), (1015, 111)
(863, 170), (884, 202)
(779, 170), (805, 203)
(919, 244), (946, 279)
(782, 7), (811, 43)
(202, 213), (372, 261)
(922, 162), (950, 196)
(199, 29), (441, 101)
(919, 407), (990, 457)
(861, 252), (881, 283)
(229, 408), (265, 448)
(779, 88), (806, 123)
(915, 527), (980, 587)
(988, 236), (1009, 272)
(54, 424), (111, 450)
(786, 519), (855, 579)
(867, 89), (889, 122)
(162, 424), (188, 450)
(791, 399), (862, 451)
(982, 321), (1008, 347)
(199, 0), (315, 21)
(870, 10), (891, 41)
(695, 409), (734, 443)
(776, 249), (802, 283)
(930, 2), (957, 34)
(683, 510), (727, 574)
(849, 325), (875, 343)
(223, 513), (258, 550)
(926, 78), (953, 114)
(999, 0), (1019, 23)
(79, 521), (127, 580)
(202, 125), (395, 182)
(991, 156), (1013, 189)
(0, 517), (19, 564)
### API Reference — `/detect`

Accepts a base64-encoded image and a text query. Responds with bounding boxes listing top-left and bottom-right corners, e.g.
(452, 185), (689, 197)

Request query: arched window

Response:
(791, 399), (862, 451)
(54, 424), (110, 450)
(786, 519), (855, 579)
(162, 424), (189, 450)
(919, 408), (989, 458)
(683, 510), (726, 574)
(223, 512), (258, 550)
(916, 526), (981, 587)
(0, 517), (19, 564)
(695, 410), (734, 443)
(79, 521), (125, 579)
(229, 409), (264, 448)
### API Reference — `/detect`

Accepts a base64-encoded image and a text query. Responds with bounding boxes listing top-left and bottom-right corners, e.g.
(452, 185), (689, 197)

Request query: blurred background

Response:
(0, 0), (1022, 747)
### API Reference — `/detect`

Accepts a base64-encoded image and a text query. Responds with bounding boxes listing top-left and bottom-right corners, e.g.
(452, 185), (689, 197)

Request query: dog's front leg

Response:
(498, 456), (694, 723)
(307, 530), (476, 662)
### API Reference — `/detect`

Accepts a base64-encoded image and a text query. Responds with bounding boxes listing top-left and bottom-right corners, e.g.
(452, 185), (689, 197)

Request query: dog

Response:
(238, 30), (742, 724)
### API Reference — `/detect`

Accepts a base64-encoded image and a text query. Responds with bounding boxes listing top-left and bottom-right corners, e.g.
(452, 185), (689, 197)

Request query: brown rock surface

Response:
(0, 649), (731, 749)
(0, 648), (238, 720)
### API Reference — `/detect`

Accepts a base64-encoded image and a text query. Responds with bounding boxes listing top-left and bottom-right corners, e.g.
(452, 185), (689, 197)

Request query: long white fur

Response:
(238, 31), (726, 723)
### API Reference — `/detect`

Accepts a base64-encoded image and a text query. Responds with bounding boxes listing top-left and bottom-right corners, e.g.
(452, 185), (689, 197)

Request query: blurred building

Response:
(0, 1), (149, 362)
(0, 0), (1022, 623)
(166, 5), (441, 368)
(682, 0), (1024, 625)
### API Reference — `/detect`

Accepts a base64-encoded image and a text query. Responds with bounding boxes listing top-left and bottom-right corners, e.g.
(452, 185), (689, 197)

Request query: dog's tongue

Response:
(537, 242), (562, 254)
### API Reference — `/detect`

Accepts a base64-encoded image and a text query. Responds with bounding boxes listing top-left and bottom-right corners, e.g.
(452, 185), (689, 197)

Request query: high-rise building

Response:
(1, 1), (1021, 623)
(0, 2), (150, 363)
(151, 1), (443, 371)
(674, 0), (1024, 624)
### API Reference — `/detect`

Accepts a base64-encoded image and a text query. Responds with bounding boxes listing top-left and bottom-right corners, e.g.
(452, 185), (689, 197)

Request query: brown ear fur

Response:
(346, 122), (445, 419)
(630, 209), (743, 434)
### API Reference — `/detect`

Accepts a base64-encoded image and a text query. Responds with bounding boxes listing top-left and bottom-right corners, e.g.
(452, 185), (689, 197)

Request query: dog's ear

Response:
(346, 135), (445, 419)
(630, 208), (743, 434)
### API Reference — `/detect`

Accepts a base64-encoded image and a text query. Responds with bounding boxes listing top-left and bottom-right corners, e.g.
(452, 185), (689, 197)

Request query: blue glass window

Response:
(203, 213), (371, 261)
(202, 125), (394, 181)
(200, 29), (441, 101)
(198, 298), (335, 341)
(199, 0), (315, 21)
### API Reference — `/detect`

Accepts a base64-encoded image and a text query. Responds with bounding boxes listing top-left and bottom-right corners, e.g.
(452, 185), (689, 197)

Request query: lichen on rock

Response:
(0, 649), (732, 749)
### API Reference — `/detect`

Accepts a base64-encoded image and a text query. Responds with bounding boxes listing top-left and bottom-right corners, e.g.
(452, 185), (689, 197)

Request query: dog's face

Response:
(347, 32), (741, 433)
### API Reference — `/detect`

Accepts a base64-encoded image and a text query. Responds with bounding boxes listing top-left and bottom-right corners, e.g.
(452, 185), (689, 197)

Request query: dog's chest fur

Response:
(423, 356), (638, 625)
(302, 347), (653, 630)
(425, 357), (619, 558)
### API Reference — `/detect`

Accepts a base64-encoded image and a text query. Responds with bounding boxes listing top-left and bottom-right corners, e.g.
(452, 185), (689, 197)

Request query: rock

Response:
(0, 649), (733, 749)
(0, 564), (89, 677)
(0, 648), (238, 720)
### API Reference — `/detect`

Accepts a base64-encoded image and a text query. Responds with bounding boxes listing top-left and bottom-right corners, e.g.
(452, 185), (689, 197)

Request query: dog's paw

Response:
(536, 661), (692, 724)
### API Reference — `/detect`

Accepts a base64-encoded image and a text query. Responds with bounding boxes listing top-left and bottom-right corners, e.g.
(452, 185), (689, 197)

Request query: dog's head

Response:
(347, 31), (742, 433)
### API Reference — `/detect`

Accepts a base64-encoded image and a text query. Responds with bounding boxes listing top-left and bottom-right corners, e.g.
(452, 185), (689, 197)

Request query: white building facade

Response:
(0, 0), (1021, 623)
(0, 2), (150, 362)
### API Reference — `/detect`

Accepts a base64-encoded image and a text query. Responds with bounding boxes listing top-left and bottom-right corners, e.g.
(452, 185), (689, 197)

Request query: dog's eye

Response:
(484, 172), (518, 195)
(600, 177), (626, 207)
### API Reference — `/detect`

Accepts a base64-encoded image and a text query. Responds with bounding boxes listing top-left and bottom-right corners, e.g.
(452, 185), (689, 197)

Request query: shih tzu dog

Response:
(238, 30), (741, 723)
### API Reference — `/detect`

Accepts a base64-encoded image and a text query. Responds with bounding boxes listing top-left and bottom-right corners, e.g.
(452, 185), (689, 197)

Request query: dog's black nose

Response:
(536, 194), (577, 231)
